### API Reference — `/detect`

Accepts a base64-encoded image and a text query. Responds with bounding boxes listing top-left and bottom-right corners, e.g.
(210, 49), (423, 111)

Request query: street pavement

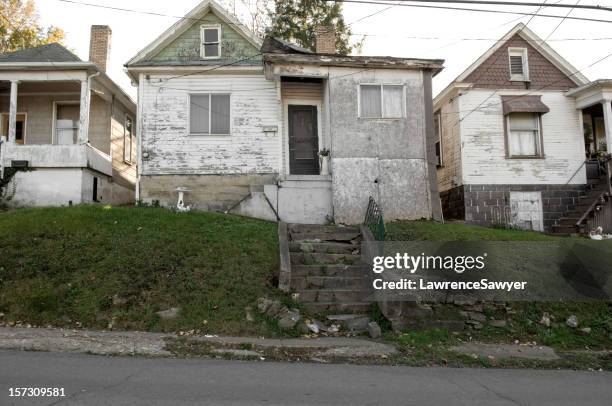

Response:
(0, 350), (610, 405)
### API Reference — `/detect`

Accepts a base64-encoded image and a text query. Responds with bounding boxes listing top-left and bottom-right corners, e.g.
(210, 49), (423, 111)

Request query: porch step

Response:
(291, 264), (368, 278)
(291, 276), (370, 290)
(290, 252), (361, 266)
(289, 241), (360, 254)
(303, 302), (373, 314)
(295, 289), (373, 303)
(285, 223), (375, 316)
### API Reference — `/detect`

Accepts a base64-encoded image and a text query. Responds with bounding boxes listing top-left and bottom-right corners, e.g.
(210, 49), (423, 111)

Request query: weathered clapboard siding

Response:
(149, 12), (260, 64)
(140, 73), (280, 175)
(436, 95), (463, 192)
(459, 90), (586, 185)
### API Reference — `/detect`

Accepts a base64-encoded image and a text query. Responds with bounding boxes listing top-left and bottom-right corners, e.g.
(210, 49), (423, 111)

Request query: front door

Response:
(288, 105), (319, 175)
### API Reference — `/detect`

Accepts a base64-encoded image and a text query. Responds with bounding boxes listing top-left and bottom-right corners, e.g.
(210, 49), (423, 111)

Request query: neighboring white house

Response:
(434, 23), (612, 234)
(0, 26), (137, 208)
(126, 0), (444, 225)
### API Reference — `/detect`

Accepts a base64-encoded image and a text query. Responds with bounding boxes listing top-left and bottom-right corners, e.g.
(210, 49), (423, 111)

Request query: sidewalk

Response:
(0, 327), (397, 361)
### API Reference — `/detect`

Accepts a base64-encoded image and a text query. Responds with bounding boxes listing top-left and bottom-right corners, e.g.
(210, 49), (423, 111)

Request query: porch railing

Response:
(575, 155), (612, 234)
(364, 196), (385, 241)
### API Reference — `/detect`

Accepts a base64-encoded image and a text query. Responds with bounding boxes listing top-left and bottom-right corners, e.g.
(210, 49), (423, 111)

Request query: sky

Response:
(35, 0), (612, 100)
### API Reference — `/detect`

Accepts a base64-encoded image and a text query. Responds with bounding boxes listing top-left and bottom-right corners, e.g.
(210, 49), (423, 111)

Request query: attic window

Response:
(508, 48), (529, 81)
(201, 25), (221, 59)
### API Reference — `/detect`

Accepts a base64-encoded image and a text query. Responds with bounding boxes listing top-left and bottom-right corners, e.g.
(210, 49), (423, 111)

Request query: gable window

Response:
(508, 48), (529, 81)
(190, 93), (231, 135)
(359, 84), (405, 118)
(434, 110), (443, 166)
(124, 116), (134, 164)
(506, 112), (542, 158)
(201, 25), (221, 59)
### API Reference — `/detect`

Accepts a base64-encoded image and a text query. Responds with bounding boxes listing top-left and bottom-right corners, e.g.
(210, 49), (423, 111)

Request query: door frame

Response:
(52, 101), (80, 145)
(1, 112), (27, 144)
(283, 99), (322, 176)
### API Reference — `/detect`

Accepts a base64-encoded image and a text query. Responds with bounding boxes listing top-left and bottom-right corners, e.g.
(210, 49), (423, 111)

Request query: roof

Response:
(566, 79), (612, 97)
(261, 37), (444, 74)
(0, 43), (136, 114)
(434, 23), (589, 104)
(0, 43), (81, 63)
(126, 0), (261, 69)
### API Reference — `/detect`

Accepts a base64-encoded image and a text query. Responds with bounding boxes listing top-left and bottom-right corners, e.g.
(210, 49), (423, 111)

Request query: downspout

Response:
(85, 71), (101, 146)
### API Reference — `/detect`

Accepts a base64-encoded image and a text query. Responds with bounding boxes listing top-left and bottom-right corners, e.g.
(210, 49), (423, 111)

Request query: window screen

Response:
(190, 94), (230, 135)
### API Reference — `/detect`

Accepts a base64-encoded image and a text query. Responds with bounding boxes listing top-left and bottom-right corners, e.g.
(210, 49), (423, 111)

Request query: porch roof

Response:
(0, 43), (81, 63)
(566, 79), (612, 98)
(262, 37), (444, 75)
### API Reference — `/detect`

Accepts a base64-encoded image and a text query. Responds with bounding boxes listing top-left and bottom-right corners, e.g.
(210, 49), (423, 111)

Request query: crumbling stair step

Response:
(304, 302), (373, 314)
(290, 252), (361, 266)
(291, 276), (371, 290)
(295, 289), (373, 303)
(288, 241), (360, 254)
(291, 264), (368, 278)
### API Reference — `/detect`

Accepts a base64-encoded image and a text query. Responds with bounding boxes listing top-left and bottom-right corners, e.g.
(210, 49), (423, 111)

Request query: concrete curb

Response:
(0, 327), (397, 360)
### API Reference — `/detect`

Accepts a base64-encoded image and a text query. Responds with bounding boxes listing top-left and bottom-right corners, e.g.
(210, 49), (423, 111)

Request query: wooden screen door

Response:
(288, 105), (319, 175)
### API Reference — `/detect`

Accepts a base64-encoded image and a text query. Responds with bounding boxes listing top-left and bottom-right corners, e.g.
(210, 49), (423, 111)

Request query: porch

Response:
(563, 80), (612, 234)
(0, 73), (111, 178)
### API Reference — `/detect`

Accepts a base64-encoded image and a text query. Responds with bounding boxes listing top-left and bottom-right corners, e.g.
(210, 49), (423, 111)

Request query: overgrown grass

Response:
(386, 220), (561, 241)
(0, 206), (283, 336)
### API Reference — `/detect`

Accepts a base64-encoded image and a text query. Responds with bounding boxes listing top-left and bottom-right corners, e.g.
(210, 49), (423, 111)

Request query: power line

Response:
(329, 0), (612, 12)
(544, 0), (580, 41)
(349, 32), (612, 41)
(326, 0), (612, 24)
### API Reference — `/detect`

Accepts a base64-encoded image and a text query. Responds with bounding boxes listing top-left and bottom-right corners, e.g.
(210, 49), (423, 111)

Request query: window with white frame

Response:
(506, 112), (542, 157)
(124, 116), (134, 163)
(434, 110), (443, 166)
(201, 25), (221, 58)
(359, 84), (404, 118)
(190, 93), (231, 135)
(508, 48), (529, 81)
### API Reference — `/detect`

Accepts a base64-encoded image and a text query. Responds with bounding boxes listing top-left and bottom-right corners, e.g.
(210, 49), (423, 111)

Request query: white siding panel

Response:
(460, 90), (586, 185)
(140, 74), (280, 175)
(436, 96), (463, 191)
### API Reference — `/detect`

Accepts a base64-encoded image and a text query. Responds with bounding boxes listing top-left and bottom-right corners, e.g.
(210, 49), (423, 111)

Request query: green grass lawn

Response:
(386, 220), (561, 241)
(0, 206), (283, 336)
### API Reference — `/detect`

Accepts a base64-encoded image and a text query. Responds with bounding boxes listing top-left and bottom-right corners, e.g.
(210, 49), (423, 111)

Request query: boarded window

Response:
(190, 94), (231, 135)
(359, 84), (404, 118)
(508, 48), (529, 81)
(124, 116), (134, 163)
(201, 26), (221, 58)
(434, 111), (443, 166)
(507, 112), (542, 157)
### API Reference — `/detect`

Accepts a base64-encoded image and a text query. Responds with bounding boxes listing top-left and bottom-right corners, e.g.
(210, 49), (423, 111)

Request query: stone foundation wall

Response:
(139, 174), (278, 211)
(463, 184), (586, 231)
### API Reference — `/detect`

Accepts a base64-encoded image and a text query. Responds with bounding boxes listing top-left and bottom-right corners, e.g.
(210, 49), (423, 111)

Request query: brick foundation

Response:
(442, 184), (587, 231)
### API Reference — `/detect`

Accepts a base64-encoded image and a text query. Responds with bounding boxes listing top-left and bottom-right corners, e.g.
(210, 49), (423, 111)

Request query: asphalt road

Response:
(0, 350), (610, 406)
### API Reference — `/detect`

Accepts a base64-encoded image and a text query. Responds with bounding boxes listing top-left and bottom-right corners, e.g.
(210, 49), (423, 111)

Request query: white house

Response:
(0, 26), (137, 208)
(434, 23), (612, 234)
(126, 0), (444, 225)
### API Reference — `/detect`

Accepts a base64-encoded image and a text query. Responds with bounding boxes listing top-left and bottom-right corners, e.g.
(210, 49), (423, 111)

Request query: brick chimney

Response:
(89, 25), (112, 73)
(315, 25), (336, 54)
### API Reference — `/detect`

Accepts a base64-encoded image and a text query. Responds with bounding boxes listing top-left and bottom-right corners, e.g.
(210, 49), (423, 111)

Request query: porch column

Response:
(603, 100), (612, 152)
(78, 79), (90, 144)
(603, 100), (612, 194)
(8, 80), (19, 144)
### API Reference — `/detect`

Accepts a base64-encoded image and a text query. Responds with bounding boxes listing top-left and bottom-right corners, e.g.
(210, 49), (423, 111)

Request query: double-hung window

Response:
(201, 25), (221, 58)
(190, 93), (231, 135)
(434, 110), (443, 166)
(508, 47), (529, 81)
(507, 112), (542, 157)
(359, 84), (405, 118)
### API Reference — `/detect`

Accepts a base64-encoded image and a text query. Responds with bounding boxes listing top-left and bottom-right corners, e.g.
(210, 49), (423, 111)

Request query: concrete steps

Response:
(287, 224), (374, 314)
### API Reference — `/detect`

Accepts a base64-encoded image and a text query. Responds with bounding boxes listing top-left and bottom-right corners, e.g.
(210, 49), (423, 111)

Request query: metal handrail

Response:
(576, 191), (609, 228)
(364, 196), (385, 241)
